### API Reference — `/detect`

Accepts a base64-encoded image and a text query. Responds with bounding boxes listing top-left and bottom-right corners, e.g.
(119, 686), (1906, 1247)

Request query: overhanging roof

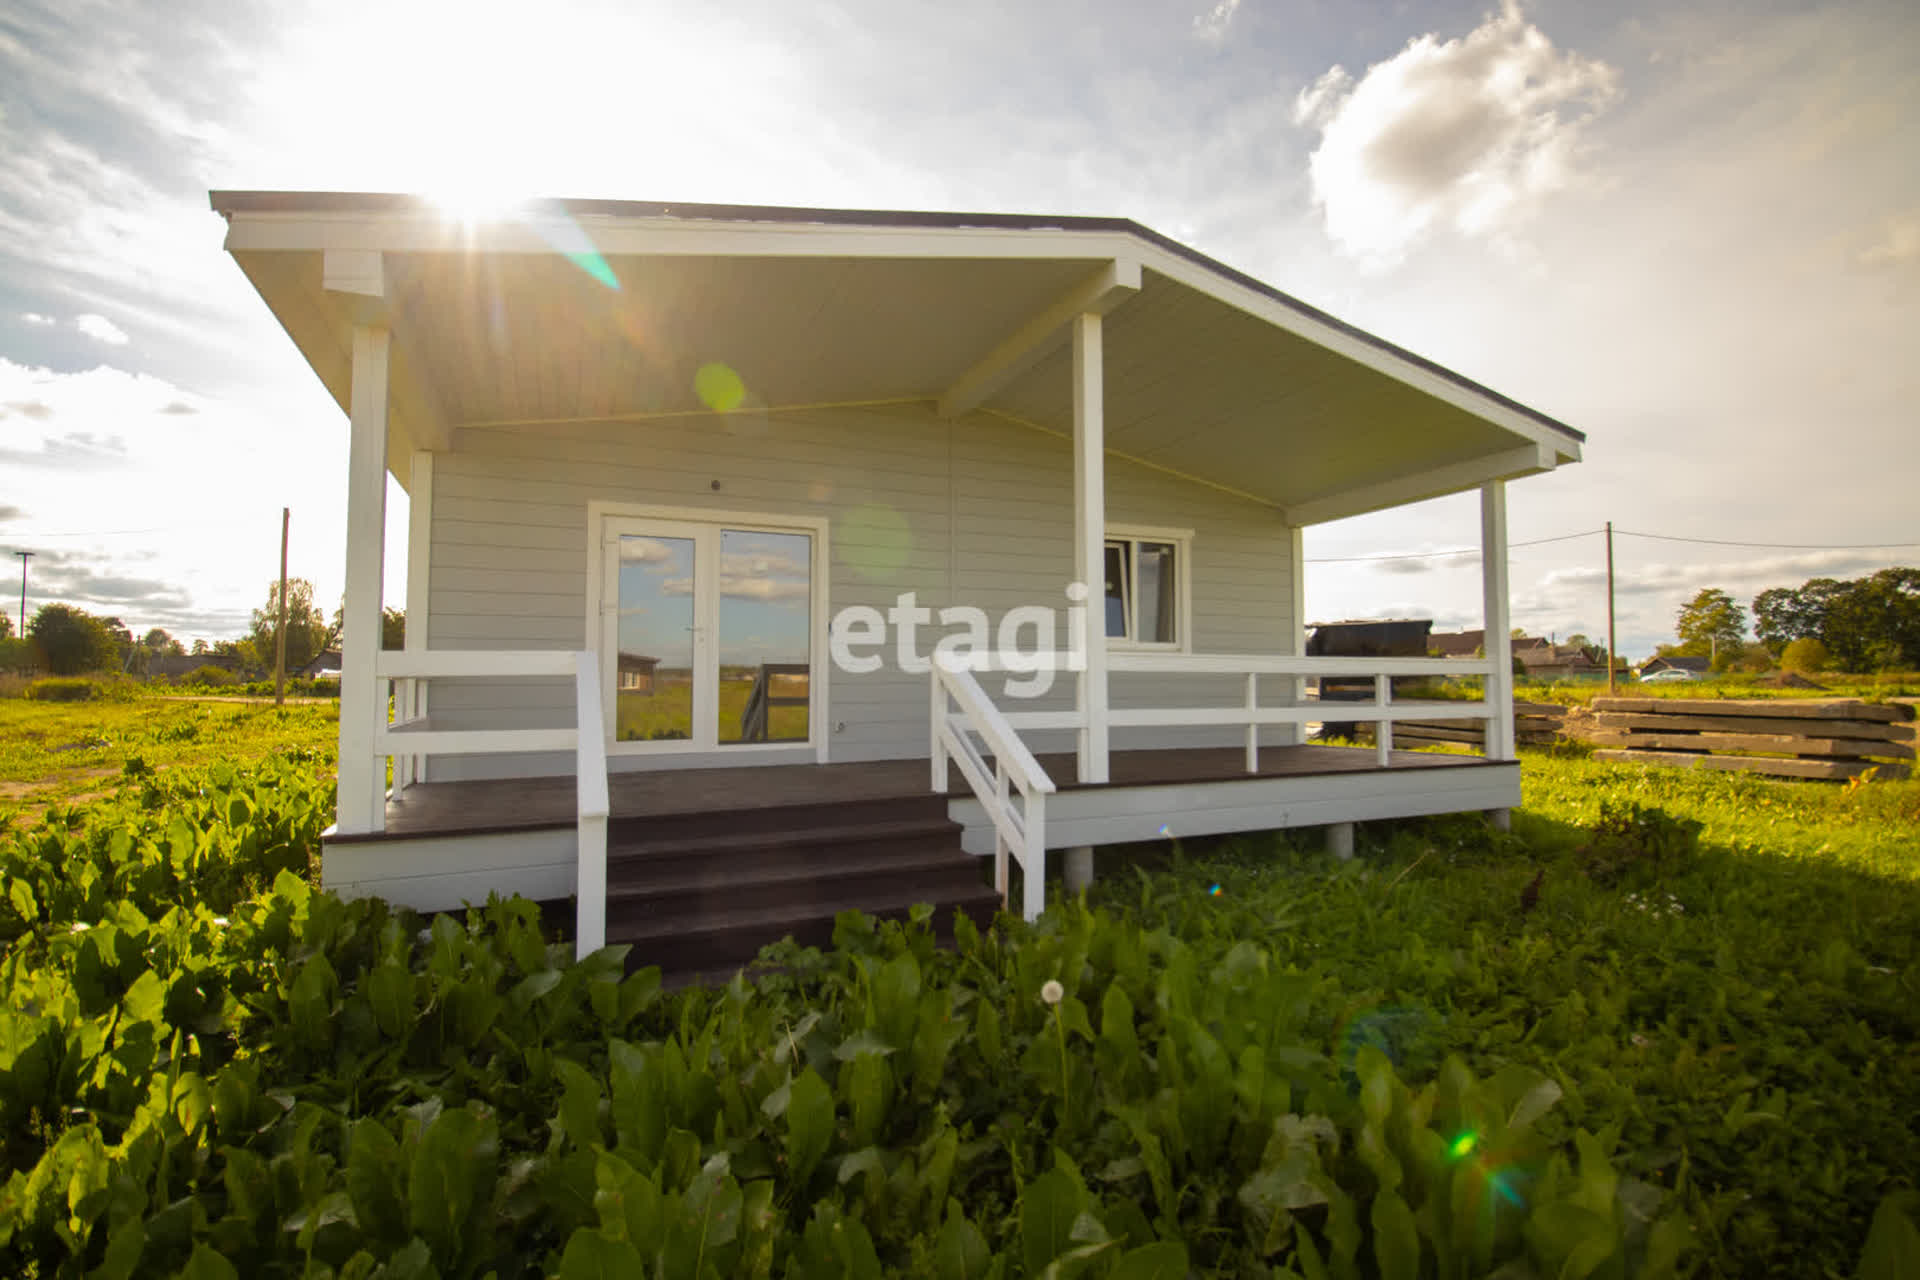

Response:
(211, 191), (1582, 523)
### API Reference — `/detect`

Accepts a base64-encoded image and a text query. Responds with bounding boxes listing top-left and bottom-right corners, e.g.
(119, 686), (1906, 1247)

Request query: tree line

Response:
(1, 578), (404, 677)
(1666, 567), (1919, 673)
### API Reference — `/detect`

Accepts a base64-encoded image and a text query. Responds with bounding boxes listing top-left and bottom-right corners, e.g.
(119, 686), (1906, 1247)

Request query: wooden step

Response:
(608, 844), (987, 919)
(613, 883), (1002, 975)
(603, 793), (999, 976)
(607, 816), (962, 881)
(609, 794), (949, 844)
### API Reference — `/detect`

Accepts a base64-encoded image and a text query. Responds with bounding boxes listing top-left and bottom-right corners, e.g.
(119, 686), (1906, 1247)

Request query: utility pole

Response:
(275, 508), (290, 706)
(13, 550), (30, 638)
(1605, 521), (1617, 693)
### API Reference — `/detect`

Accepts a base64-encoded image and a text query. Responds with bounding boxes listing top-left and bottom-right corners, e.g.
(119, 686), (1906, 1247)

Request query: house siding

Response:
(421, 403), (1297, 781)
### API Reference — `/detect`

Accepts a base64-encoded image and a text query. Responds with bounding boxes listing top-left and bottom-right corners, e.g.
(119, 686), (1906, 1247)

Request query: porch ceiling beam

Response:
(1282, 443), (1556, 528)
(937, 258), (1141, 420)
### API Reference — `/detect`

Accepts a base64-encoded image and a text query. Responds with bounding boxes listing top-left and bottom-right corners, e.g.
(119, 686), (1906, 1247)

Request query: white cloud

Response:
(21, 312), (55, 325)
(1858, 207), (1920, 270)
(1193, 0), (1243, 43)
(1293, 1), (1619, 266)
(75, 313), (129, 345)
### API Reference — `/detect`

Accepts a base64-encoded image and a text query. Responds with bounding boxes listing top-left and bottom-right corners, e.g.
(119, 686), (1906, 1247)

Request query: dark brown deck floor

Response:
(346, 745), (1496, 844)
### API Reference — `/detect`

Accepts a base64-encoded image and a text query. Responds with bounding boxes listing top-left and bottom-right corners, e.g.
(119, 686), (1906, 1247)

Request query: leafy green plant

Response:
(1577, 800), (1703, 886)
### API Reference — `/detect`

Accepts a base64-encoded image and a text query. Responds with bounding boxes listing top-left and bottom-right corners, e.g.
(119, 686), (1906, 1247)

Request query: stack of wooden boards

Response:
(1359, 701), (1567, 750)
(1586, 697), (1914, 781)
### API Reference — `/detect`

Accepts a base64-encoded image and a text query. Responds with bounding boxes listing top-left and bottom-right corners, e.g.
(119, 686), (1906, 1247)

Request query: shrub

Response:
(183, 664), (236, 688)
(25, 676), (99, 702)
(1577, 799), (1703, 885)
(1782, 636), (1831, 673)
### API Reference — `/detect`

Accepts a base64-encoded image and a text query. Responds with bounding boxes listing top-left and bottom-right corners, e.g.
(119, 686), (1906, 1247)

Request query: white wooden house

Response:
(212, 192), (1581, 971)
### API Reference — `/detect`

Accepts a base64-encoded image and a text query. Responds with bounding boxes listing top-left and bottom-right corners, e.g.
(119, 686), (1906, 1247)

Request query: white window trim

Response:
(584, 500), (831, 763)
(1104, 522), (1193, 653)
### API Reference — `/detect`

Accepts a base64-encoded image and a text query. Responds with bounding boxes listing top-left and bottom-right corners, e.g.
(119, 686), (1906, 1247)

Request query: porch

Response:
(321, 742), (1517, 974)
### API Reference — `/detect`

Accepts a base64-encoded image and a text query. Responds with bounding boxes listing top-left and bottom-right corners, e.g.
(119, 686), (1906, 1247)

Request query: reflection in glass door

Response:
(716, 528), (812, 744)
(612, 530), (699, 743)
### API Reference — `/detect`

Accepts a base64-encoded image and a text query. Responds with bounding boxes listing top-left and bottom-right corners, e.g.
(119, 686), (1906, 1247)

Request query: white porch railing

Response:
(930, 657), (1056, 922)
(961, 652), (1502, 772)
(373, 649), (611, 959)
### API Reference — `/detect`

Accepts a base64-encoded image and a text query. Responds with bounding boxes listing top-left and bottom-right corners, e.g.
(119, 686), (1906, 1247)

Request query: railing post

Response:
(573, 654), (610, 960)
(994, 759), (1011, 907)
(1023, 792), (1047, 922)
(1375, 672), (1392, 767)
(1244, 672), (1259, 773)
(930, 669), (949, 792)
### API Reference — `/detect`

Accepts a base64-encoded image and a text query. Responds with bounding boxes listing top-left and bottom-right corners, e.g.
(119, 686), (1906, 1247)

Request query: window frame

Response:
(1102, 523), (1194, 653)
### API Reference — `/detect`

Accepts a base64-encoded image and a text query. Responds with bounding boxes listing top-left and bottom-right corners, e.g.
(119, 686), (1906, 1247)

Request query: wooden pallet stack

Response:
(1586, 697), (1914, 781)
(1360, 702), (1567, 750)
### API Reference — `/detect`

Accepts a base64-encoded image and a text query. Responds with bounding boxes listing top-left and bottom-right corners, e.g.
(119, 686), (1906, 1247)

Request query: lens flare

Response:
(695, 363), (748, 413)
(1449, 1132), (1478, 1159)
(1208, 883), (1222, 896)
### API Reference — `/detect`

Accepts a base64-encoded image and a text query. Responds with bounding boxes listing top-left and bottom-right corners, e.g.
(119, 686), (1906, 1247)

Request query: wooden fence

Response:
(1586, 697), (1914, 781)
(1358, 701), (1567, 750)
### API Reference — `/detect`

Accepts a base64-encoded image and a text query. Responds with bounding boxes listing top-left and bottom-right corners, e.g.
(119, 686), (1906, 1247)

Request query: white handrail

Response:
(369, 648), (612, 959)
(930, 658), (1055, 922)
(1099, 652), (1496, 771)
(964, 651), (1499, 774)
(573, 654), (610, 959)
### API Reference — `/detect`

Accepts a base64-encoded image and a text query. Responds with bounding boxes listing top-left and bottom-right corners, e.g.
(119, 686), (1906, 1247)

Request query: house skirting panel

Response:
(950, 763), (1520, 854)
(321, 826), (575, 913)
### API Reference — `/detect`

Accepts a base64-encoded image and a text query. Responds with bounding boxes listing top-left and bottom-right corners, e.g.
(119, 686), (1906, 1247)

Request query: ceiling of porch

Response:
(221, 197), (1582, 524)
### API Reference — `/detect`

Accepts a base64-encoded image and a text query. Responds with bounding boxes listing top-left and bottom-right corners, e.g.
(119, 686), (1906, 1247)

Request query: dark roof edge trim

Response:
(208, 189), (1585, 445)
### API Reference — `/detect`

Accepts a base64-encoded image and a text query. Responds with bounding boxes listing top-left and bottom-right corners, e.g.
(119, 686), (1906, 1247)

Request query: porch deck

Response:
(344, 744), (1497, 843)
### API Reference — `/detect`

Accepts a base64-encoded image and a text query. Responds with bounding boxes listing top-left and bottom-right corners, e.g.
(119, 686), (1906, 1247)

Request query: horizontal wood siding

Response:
(424, 403), (1295, 780)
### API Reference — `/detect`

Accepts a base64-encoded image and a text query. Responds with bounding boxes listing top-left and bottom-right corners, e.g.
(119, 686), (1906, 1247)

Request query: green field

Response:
(616, 673), (810, 743)
(0, 700), (1915, 1276)
(0, 696), (338, 827)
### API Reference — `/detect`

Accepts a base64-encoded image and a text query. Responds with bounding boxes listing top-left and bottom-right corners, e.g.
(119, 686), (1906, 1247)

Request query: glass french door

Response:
(601, 517), (815, 750)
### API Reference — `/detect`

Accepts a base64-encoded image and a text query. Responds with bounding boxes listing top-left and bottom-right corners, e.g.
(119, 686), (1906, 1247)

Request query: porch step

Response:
(603, 795), (1000, 976)
(606, 816), (963, 885)
(613, 883), (1003, 977)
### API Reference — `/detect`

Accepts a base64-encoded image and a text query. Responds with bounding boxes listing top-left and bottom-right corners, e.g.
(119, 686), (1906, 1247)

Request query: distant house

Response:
(1429, 630), (1553, 661)
(1639, 654), (1711, 677)
(1428, 629), (1486, 658)
(616, 652), (659, 694)
(151, 653), (243, 679)
(1521, 643), (1607, 680)
(297, 650), (343, 680)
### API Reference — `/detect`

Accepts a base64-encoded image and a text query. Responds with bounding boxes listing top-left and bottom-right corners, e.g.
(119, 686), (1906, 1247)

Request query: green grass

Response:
(0, 696), (338, 825)
(1083, 747), (1920, 1276)
(1516, 671), (1920, 705)
(1, 727), (1914, 1274)
(616, 676), (810, 743)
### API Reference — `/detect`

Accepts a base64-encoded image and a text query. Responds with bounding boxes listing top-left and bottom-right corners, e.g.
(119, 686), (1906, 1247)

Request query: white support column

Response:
(1283, 525), (1307, 745)
(397, 450), (434, 789)
(336, 325), (392, 834)
(1064, 845), (1094, 895)
(1480, 481), (1515, 762)
(1072, 312), (1109, 784)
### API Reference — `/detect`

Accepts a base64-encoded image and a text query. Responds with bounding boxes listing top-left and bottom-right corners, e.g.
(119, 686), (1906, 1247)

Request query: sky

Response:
(2, 0), (1916, 660)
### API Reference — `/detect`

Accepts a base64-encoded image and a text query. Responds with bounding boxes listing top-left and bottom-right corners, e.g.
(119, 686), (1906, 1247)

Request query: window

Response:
(1103, 527), (1190, 648)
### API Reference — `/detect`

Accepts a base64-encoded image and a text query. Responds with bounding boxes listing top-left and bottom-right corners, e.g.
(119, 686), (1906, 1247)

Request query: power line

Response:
(1309, 527), (1919, 564)
(1307, 529), (1600, 563)
(1612, 530), (1920, 552)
